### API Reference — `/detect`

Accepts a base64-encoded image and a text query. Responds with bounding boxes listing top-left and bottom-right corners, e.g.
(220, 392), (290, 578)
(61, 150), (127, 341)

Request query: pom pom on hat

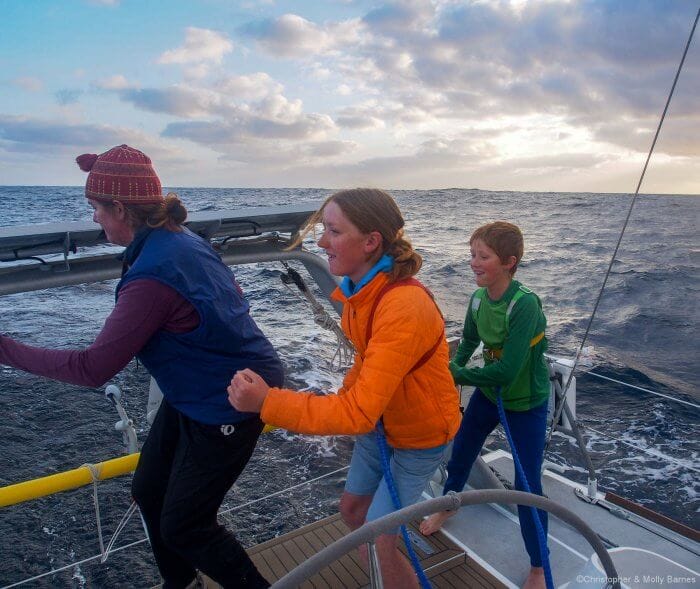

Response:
(77, 144), (164, 204)
(76, 153), (98, 172)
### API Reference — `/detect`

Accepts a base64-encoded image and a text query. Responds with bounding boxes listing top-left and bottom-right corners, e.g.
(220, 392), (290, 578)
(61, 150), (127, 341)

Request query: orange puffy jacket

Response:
(261, 272), (462, 449)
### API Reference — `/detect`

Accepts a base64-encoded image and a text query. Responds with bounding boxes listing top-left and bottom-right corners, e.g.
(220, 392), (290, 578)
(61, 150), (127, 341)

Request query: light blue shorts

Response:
(344, 431), (448, 527)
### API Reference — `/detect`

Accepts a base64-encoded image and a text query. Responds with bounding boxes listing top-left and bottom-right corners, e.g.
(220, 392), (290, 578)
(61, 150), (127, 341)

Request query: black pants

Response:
(132, 400), (270, 589)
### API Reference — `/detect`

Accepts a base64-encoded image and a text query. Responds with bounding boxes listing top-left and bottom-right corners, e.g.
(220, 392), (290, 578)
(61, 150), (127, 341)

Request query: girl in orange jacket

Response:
(228, 188), (461, 589)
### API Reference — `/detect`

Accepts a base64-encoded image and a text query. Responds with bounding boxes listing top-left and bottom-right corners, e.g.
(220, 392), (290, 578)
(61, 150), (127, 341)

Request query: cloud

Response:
(255, 94), (303, 122)
(214, 72), (283, 100)
(11, 77), (43, 92)
(306, 0), (699, 161)
(117, 82), (321, 132)
(120, 86), (223, 118)
(183, 64), (211, 81)
(0, 115), (131, 149)
(363, 0), (437, 34)
(55, 89), (83, 105)
(335, 111), (385, 130)
(0, 115), (184, 166)
(506, 152), (608, 171)
(215, 139), (357, 166)
(241, 14), (329, 58)
(7, 1), (696, 191)
(94, 74), (132, 90)
(277, 135), (485, 188)
(112, 69), (337, 145)
(240, 13), (365, 58)
(592, 116), (700, 157)
(335, 99), (435, 129)
(117, 2), (697, 182)
(306, 140), (357, 158)
(158, 27), (233, 65)
(162, 111), (335, 144)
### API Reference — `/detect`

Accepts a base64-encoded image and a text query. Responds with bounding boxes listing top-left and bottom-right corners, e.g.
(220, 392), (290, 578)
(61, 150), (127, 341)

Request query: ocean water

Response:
(0, 187), (698, 587)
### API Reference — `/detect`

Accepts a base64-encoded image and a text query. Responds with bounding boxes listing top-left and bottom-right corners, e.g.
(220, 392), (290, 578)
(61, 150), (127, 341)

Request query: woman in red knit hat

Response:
(0, 145), (283, 589)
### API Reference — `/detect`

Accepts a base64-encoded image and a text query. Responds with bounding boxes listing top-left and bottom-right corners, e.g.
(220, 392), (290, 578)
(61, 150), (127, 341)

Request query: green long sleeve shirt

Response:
(450, 280), (549, 411)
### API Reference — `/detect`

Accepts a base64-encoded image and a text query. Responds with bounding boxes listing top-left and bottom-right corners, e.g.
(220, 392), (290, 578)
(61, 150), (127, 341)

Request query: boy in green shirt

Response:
(420, 221), (550, 589)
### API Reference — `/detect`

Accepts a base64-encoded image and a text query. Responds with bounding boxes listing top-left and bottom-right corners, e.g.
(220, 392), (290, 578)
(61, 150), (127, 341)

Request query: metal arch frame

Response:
(0, 202), (341, 315)
(0, 236), (341, 315)
(271, 489), (622, 589)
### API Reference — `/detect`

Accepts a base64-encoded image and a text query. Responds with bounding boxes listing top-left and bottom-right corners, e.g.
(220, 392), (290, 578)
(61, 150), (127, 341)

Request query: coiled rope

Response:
(279, 262), (354, 371)
(544, 7), (700, 459)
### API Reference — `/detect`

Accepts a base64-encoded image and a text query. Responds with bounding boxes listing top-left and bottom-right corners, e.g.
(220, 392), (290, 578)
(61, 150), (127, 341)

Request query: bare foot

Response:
(522, 567), (545, 589)
(419, 510), (455, 535)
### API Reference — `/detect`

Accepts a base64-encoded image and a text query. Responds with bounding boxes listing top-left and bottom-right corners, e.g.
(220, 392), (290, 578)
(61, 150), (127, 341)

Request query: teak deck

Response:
(244, 513), (506, 588)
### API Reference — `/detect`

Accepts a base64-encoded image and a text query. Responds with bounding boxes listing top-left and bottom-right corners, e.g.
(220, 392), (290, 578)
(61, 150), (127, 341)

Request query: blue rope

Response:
(495, 391), (554, 589)
(375, 422), (432, 589)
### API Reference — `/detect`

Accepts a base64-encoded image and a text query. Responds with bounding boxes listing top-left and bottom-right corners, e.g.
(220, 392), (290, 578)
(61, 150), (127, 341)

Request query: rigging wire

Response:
(544, 7), (700, 458)
(218, 465), (349, 517)
(586, 372), (700, 410)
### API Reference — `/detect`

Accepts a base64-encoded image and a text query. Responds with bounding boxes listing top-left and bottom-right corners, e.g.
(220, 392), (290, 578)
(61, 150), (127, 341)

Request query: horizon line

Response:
(0, 185), (698, 197)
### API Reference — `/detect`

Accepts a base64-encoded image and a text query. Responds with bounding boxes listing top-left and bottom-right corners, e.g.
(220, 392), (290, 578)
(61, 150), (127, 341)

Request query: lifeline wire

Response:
(218, 465), (350, 517)
(101, 501), (140, 563)
(544, 7), (700, 458)
(586, 372), (700, 410)
(1, 465), (350, 589)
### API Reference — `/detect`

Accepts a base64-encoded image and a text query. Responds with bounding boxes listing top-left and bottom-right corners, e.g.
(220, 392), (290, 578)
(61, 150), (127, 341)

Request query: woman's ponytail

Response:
(123, 192), (188, 231)
(388, 229), (422, 281)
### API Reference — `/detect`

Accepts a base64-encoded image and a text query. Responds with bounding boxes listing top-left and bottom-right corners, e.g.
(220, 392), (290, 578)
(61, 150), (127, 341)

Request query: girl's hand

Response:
(227, 369), (270, 413)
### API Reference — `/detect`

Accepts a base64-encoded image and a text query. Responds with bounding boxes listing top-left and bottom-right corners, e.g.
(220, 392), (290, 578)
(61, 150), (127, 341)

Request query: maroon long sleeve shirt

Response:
(0, 279), (199, 388)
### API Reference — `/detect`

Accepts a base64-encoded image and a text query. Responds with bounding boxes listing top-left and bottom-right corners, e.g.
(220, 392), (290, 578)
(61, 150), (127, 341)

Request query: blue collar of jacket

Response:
(119, 226), (154, 275)
(340, 254), (394, 297)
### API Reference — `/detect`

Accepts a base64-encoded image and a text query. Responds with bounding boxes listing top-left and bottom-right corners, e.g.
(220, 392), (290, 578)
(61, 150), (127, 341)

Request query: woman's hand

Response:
(227, 368), (270, 413)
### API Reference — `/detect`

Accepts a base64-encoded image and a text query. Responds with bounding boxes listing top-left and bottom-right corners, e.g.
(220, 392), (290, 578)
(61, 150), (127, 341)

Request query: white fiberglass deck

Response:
(427, 451), (698, 588)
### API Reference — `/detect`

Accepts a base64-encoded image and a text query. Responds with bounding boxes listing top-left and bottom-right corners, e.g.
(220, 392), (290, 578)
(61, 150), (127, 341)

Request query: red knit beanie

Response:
(76, 144), (164, 204)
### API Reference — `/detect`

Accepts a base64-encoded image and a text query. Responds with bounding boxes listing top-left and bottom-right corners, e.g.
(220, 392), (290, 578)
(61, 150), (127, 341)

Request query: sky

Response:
(1, 0), (699, 193)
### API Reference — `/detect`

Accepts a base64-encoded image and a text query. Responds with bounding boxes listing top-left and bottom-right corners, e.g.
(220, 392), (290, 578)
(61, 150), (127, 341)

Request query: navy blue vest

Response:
(116, 227), (284, 425)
